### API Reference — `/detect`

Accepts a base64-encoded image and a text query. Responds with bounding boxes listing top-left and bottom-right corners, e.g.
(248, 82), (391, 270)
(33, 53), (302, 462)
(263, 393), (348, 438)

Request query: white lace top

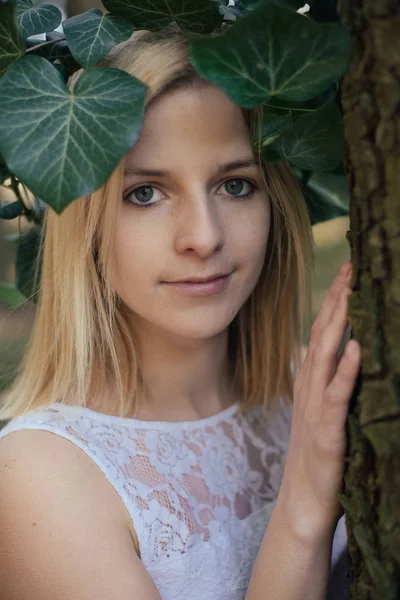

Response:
(0, 398), (348, 599)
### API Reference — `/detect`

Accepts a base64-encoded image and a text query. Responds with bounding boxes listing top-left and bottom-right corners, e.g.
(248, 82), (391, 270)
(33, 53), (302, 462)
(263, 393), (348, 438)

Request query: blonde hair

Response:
(0, 28), (314, 421)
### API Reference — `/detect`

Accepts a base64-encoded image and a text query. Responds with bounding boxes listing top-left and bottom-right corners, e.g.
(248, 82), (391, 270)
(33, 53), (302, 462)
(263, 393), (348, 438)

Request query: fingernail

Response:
(340, 262), (351, 278)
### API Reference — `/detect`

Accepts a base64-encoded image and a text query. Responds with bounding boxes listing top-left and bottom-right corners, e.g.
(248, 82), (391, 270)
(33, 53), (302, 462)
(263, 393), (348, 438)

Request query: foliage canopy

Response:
(0, 0), (350, 305)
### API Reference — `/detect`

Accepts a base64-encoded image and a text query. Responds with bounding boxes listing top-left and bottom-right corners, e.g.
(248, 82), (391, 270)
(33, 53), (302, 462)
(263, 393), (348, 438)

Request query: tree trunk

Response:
(337, 1), (400, 598)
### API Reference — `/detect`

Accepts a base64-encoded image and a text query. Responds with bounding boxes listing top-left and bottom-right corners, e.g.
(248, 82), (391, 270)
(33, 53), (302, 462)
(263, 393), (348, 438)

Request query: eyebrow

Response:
(123, 158), (258, 178)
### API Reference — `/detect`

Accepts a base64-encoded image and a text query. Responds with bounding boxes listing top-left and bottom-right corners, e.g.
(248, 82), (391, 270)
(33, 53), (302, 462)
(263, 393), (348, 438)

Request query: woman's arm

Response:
(245, 495), (336, 600)
(245, 262), (359, 600)
(0, 429), (162, 600)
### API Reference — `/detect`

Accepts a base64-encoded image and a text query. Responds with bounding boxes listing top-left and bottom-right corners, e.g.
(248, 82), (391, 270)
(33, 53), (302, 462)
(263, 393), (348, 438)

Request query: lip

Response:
(168, 273), (231, 284)
(162, 272), (232, 297)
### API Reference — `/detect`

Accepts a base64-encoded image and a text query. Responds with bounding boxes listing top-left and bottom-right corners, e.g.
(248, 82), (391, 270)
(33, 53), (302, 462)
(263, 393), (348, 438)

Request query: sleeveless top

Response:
(0, 397), (349, 599)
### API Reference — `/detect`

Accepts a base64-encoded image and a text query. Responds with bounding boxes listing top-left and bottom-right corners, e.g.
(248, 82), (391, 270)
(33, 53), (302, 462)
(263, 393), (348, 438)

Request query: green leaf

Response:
(253, 112), (293, 148)
(102, 0), (223, 34)
(0, 282), (26, 307)
(63, 9), (134, 69)
(264, 82), (338, 115)
(302, 171), (349, 225)
(0, 198), (25, 218)
(262, 101), (344, 172)
(0, 0), (25, 77)
(16, 0), (61, 40)
(0, 54), (147, 213)
(15, 225), (42, 300)
(189, 1), (350, 107)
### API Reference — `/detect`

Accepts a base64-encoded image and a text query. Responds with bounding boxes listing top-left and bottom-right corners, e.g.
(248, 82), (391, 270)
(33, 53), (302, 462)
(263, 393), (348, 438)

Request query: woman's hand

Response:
(278, 261), (361, 541)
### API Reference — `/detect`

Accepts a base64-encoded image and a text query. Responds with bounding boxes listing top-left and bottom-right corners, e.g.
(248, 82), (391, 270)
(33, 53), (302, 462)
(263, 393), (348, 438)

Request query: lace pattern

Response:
(0, 398), (296, 598)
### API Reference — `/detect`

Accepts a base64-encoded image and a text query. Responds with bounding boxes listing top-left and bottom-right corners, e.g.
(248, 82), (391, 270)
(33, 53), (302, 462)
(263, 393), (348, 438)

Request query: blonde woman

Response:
(0, 29), (360, 600)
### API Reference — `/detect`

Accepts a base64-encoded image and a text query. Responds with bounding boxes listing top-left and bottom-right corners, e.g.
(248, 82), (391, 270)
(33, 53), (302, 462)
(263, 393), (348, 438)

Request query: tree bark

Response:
(337, 1), (400, 598)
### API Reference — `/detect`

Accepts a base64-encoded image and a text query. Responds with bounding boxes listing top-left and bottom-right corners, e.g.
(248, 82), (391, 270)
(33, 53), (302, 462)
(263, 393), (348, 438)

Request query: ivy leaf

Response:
(189, 1), (349, 107)
(0, 55), (147, 213)
(0, 0), (25, 77)
(264, 81), (339, 115)
(262, 101), (344, 172)
(0, 198), (25, 219)
(302, 171), (349, 225)
(253, 112), (293, 148)
(24, 37), (80, 79)
(102, 0), (223, 34)
(0, 282), (26, 307)
(15, 225), (42, 301)
(16, 0), (61, 40)
(63, 9), (135, 69)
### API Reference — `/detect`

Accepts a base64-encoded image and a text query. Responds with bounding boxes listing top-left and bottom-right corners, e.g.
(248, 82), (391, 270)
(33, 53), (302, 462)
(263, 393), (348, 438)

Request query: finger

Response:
(312, 287), (352, 388)
(312, 262), (351, 338)
(309, 262), (352, 351)
(320, 339), (361, 442)
(330, 339), (361, 396)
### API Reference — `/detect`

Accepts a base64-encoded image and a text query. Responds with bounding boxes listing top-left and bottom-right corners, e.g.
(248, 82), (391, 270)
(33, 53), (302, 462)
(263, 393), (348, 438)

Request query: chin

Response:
(126, 298), (243, 341)
(157, 313), (238, 342)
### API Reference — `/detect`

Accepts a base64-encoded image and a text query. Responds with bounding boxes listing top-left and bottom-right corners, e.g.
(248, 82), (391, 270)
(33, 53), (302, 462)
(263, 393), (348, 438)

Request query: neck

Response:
(131, 320), (237, 421)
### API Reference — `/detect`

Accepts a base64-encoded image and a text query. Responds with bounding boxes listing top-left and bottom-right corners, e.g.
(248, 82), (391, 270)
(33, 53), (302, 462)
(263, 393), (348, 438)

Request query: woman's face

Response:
(113, 84), (271, 340)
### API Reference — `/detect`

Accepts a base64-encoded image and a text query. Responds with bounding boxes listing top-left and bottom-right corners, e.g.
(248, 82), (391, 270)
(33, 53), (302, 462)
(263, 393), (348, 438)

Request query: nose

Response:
(173, 192), (224, 259)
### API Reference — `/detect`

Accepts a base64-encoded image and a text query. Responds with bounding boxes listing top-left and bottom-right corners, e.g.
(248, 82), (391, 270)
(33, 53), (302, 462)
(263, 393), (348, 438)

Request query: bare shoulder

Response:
(0, 428), (126, 526)
(0, 429), (161, 600)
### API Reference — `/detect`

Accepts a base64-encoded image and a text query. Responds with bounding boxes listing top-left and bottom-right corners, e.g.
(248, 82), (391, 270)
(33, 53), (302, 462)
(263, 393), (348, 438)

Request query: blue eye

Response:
(124, 185), (164, 207)
(219, 178), (256, 199)
(124, 178), (257, 208)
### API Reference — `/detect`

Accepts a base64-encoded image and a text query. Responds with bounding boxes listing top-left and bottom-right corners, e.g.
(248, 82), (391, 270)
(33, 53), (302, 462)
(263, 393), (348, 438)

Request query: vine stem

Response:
(263, 103), (317, 113)
(9, 177), (26, 207)
(5, 178), (44, 227)
(25, 37), (66, 53)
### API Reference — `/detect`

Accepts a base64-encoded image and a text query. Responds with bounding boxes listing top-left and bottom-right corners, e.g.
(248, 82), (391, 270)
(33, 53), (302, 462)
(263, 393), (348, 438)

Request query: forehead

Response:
(124, 85), (253, 169)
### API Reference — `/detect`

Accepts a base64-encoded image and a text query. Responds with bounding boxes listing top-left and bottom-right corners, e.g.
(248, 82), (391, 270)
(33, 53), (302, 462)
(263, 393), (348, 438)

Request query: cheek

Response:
(112, 219), (156, 300)
(234, 202), (270, 268)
